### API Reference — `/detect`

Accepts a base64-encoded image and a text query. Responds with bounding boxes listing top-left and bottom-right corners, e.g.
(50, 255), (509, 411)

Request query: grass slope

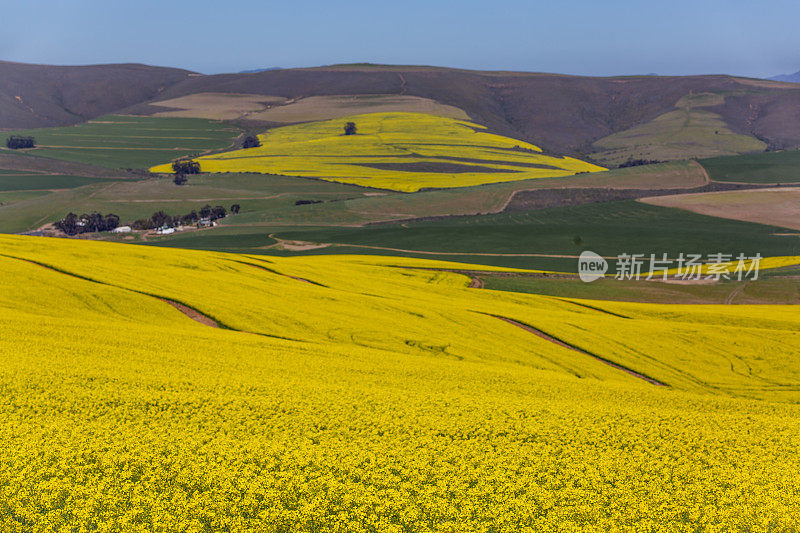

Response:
(0, 159), (708, 235)
(700, 149), (800, 183)
(591, 93), (766, 166)
(2, 115), (240, 169)
(481, 275), (800, 305)
(0, 173), (115, 191)
(0, 173), (378, 234)
(269, 201), (800, 271)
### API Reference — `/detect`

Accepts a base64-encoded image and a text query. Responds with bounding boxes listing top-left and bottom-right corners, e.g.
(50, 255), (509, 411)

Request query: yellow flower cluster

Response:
(0, 235), (799, 531)
(150, 112), (605, 192)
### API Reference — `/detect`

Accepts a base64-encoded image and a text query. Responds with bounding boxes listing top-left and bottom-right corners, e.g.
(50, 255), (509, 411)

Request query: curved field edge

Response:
(150, 112), (606, 192)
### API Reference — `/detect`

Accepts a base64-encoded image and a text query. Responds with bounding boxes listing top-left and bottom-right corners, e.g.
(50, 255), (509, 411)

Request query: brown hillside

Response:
(137, 65), (800, 155)
(0, 61), (194, 129)
(4, 62), (800, 159)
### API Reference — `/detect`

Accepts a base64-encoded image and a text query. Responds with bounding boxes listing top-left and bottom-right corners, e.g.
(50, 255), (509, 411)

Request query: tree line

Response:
(55, 213), (120, 236)
(618, 159), (662, 168)
(131, 204), (239, 230)
(6, 136), (35, 149)
(54, 204), (241, 234)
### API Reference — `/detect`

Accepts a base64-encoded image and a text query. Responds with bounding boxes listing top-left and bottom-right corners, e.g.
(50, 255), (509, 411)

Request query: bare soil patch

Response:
(641, 187), (800, 231)
(148, 92), (287, 120)
(161, 298), (220, 327)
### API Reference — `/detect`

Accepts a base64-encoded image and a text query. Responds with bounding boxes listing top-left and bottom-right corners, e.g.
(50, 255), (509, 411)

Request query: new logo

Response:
(578, 251), (607, 282)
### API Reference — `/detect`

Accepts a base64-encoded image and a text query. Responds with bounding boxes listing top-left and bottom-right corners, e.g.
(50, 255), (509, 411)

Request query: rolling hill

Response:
(4, 61), (800, 162)
(2, 235), (800, 529)
(769, 70), (800, 83)
(150, 112), (605, 192)
(0, 60), (194, 129)
(128, 65), (800, 157)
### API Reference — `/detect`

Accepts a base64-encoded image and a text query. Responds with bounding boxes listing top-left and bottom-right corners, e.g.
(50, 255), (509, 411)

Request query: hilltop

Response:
(0, 60), (194, 129)
(4, 61), (800, 161)
(769, 69), (800, 83)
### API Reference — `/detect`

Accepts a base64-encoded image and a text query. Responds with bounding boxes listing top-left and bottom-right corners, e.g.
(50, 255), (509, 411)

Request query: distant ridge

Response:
(4, 61), (800, 156)
(238, 67), (283, 73)
(769, 70), (800, 83)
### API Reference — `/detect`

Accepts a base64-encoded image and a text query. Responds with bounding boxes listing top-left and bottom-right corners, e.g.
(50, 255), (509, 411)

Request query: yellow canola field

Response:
(150, 112), (605, 192)
(1, 235), (800, 531)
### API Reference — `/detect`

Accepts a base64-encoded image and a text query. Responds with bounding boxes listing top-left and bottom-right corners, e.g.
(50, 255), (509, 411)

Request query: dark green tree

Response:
(171, 159), (201, 174)
(6, 136), (35, 149)
(242, 136), (261, 148)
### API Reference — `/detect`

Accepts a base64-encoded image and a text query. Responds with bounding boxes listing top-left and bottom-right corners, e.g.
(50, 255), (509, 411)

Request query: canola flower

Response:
(1, 235), (799, 531)
(150, 112), (605, 192)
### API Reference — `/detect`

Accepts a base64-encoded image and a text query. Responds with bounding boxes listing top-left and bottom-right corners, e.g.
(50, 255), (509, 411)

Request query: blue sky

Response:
(2, 0), (797, 77)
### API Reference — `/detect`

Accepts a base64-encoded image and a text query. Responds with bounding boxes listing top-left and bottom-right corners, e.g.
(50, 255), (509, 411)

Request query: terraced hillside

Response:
(1, 235), (800, 530)
(151, 112), (605, 192)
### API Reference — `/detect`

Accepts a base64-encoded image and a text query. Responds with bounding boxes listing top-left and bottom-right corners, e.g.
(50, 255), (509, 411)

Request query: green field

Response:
(700, 150), (800, 183)
(0, 160), (708, 235)
(591, 93), (766, 166)
(142, 200), (800, 272)
(481, 275), (800, 304)
(2, 115), (240, 169)
(275, 201), (798, 256)
(0, 173), (380, 234)
(0, 173), (114, 191)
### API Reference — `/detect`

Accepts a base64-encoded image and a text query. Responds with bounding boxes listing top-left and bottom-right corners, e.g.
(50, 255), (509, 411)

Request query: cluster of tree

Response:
(55, 212), (120, 236)
(618, 159), (662, 168)
(173, 174), (189, 186)
(295, 199), (323, 206)
(131, 204), (239, 230)
(344, 122), (357, 135)
(6, 136), (35, 149)
(172, 159), (201, 174)
(242, 135), (261, 148)
(510, 145), (538, 154)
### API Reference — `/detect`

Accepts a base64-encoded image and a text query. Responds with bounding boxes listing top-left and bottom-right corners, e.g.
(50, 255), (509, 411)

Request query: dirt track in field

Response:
(160, 299), (220, 327)
(492, 315), (667, 386)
